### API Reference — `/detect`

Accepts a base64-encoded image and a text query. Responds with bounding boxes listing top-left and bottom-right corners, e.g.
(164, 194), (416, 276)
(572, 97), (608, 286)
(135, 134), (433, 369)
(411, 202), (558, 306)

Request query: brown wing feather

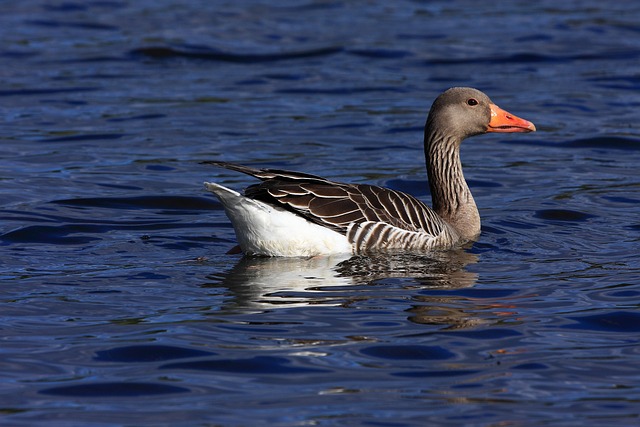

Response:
(205, 161), (446, 239)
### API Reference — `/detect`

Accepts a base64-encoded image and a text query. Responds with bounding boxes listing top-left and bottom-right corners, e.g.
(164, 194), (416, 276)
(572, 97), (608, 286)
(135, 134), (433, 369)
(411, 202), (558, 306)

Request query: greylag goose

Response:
(204, 87), (535, 256)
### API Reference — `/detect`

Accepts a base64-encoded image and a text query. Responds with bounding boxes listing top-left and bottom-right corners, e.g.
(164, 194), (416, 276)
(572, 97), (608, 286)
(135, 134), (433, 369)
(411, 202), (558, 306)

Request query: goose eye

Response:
(467, 98), (478, 106)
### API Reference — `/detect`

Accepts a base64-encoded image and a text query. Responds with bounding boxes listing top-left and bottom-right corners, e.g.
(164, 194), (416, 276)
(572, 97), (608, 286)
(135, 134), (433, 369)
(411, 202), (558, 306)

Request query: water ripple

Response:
(40, 382), (190, 397)
(131, 45), (343, 63)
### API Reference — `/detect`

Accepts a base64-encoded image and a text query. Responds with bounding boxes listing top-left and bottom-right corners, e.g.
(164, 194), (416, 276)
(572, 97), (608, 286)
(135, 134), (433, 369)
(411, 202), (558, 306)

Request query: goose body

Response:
(205, 87), (535, 257)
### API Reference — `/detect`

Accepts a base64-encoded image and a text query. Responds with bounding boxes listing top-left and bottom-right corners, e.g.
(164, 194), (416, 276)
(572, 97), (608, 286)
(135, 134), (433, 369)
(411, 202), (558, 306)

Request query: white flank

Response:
(204, 182), (353, 256)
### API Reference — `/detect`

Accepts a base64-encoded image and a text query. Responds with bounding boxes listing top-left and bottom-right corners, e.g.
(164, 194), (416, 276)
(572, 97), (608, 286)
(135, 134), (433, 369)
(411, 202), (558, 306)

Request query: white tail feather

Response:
(205, 182), (352, 256)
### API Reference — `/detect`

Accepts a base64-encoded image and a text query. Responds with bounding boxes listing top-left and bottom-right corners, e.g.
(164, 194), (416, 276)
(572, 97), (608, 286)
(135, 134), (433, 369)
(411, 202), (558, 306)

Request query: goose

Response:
(204, 87), (535, 256)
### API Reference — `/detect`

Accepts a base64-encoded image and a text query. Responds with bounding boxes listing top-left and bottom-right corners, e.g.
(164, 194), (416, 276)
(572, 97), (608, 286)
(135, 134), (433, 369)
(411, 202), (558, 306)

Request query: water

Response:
(2, 1), (640, 425)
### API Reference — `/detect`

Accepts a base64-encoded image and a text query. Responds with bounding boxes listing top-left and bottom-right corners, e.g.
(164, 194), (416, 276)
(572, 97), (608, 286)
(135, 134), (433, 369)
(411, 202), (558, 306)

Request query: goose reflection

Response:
(204, 250), (481, 329)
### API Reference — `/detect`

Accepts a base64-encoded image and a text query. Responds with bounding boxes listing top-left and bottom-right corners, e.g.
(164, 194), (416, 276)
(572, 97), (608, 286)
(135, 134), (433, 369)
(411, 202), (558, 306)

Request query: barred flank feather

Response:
(347, 221), (446, 253)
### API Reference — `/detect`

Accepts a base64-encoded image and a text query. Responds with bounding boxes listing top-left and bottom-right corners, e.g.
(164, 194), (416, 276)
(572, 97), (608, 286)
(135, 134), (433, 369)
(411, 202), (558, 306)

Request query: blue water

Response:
(2, 1), (640, 425)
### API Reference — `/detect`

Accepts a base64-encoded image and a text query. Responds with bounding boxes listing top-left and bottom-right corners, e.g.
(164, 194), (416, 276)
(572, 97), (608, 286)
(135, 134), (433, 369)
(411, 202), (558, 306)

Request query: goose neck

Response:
(424, 128), (480, 240)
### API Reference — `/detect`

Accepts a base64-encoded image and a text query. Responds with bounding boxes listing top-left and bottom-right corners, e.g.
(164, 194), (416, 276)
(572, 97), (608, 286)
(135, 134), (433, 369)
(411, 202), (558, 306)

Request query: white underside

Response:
(205, 182), (353, 257)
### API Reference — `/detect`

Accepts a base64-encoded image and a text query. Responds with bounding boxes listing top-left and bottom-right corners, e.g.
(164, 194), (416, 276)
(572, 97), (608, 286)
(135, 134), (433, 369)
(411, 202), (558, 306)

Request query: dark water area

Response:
(1, 1), (640, 425)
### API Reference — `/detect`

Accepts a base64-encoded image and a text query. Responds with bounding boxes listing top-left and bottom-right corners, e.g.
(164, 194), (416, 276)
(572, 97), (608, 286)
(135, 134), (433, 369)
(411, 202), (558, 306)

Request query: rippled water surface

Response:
(2, 1), (640, 426)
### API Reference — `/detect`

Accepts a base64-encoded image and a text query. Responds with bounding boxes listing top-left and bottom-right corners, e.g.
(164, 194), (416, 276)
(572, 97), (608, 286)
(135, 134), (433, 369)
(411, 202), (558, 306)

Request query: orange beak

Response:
(487, 104), (536, 133)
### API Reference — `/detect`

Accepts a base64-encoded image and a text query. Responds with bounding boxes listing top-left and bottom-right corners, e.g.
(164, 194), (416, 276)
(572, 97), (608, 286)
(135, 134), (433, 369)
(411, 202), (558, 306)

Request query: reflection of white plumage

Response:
(215, 250), (479, 312)
(204, 88), (535, 256)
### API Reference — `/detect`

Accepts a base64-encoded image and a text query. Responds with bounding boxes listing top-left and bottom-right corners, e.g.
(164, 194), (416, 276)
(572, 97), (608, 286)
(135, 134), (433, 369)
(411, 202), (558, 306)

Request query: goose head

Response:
(425, 87), (536, 144)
